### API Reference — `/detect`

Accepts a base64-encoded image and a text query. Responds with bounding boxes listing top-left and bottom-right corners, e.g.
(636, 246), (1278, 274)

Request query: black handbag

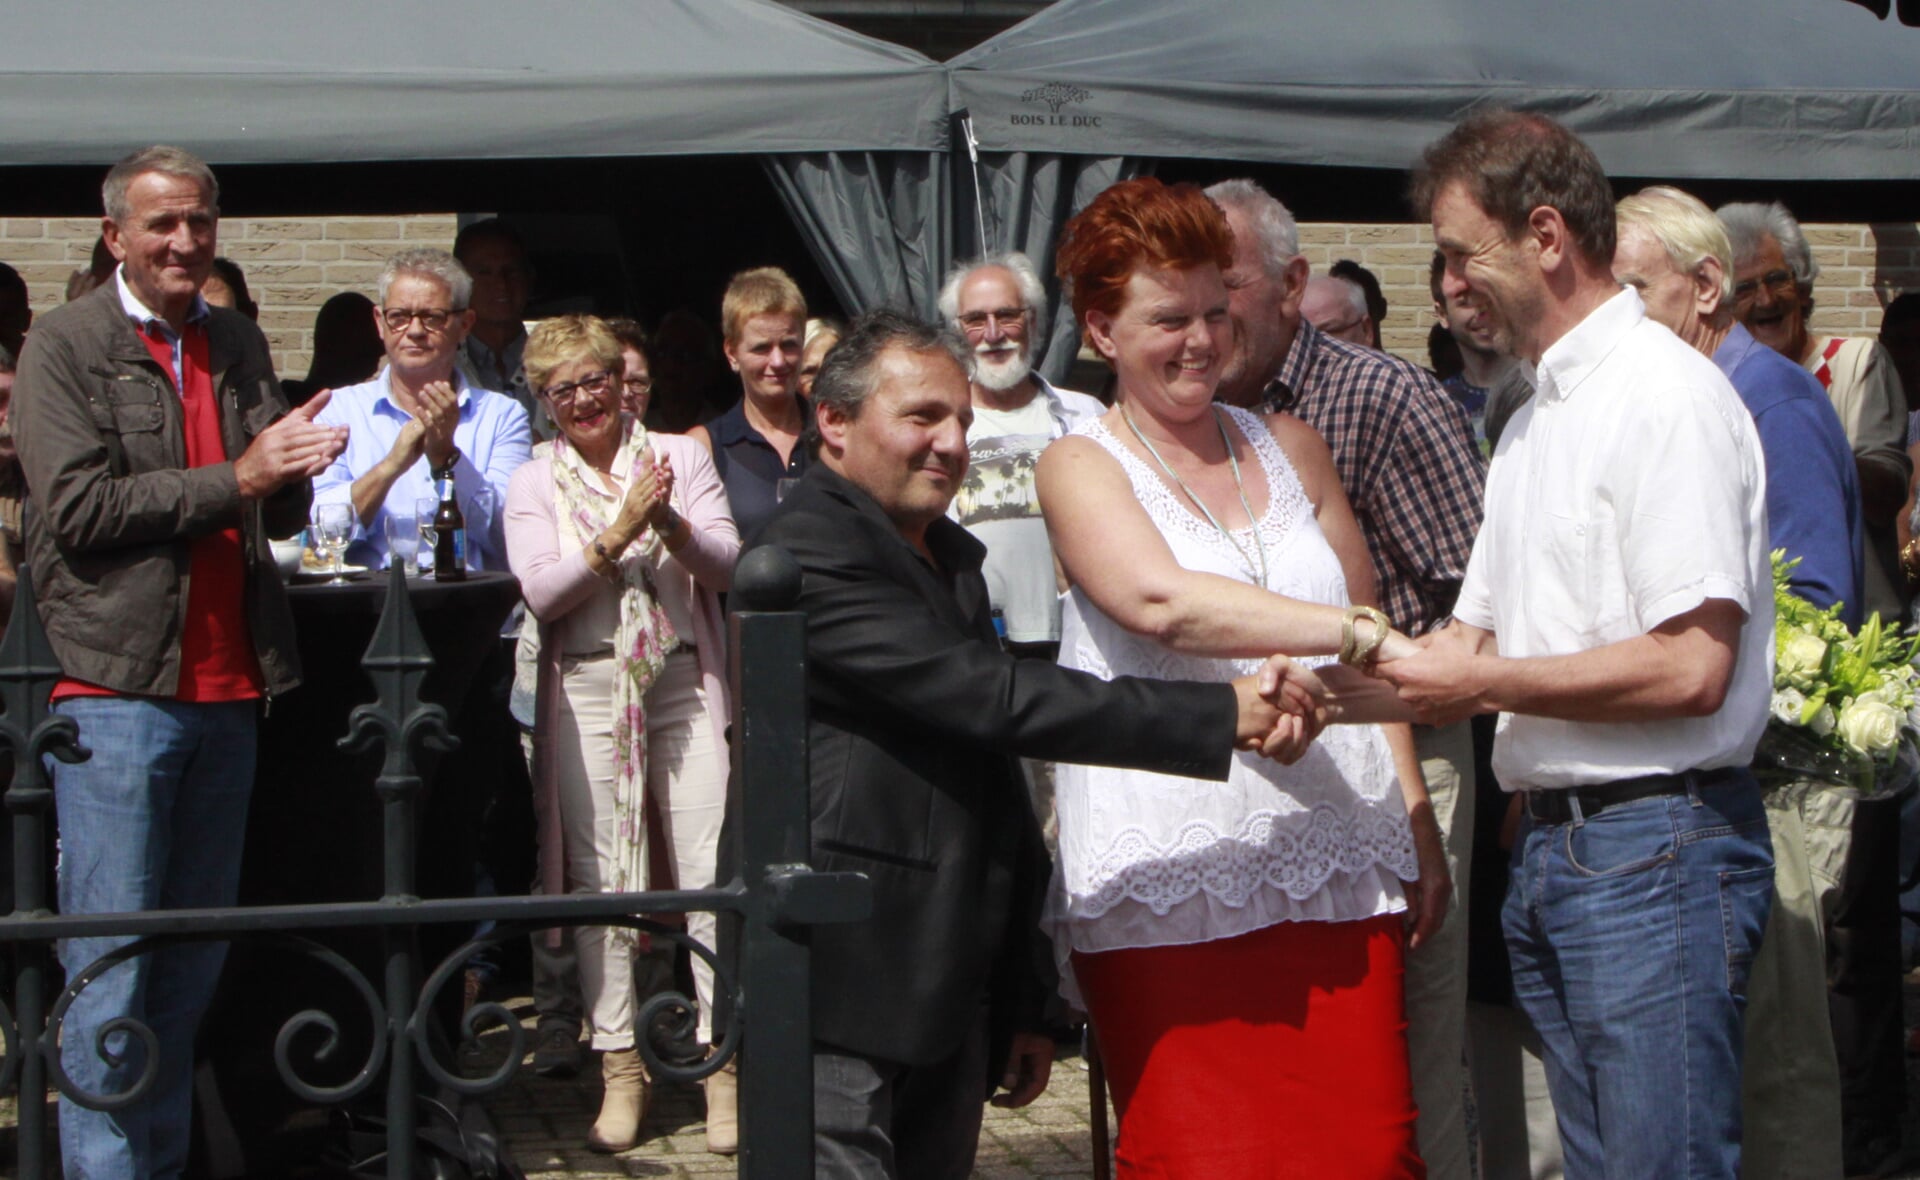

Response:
(325, 1092), (529, 1180)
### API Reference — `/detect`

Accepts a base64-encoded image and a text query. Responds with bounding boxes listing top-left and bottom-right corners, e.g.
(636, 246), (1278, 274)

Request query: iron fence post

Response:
(339, 564), (455, 1180)
(0, 569), (89, 1180)
(728, 545), (876, 1179)
(730, 547), (816, 1179)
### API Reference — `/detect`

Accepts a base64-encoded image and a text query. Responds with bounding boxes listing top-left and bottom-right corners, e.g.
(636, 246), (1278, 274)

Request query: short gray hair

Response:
(1716, 200), (1819, 288)
(378, 248), (473, 311)
(937, 251), (1049, 336)
(103, 145), (219, 223)
(1309, 274), (1368, 322)
(811, 309), (970, 422)
(1203, 178), (1299, 278)
(1617, 186), (1735, 304)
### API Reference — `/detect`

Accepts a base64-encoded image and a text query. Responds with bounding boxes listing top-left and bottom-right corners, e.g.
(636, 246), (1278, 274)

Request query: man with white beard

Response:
(939, 253), (1104, 844)
(940, 253), (1104, 657)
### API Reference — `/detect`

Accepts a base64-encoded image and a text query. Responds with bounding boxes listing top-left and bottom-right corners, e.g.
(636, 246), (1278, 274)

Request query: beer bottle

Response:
(432, 470), (466, 582)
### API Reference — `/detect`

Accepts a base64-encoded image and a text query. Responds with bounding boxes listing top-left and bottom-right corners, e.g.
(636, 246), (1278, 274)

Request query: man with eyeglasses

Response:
(938, 252), (1102, 659)
(1300, 273), (1376, 349)
(313, 247), (532, 572)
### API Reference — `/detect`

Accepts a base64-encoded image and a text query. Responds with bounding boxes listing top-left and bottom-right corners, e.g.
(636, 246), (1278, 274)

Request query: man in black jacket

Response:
(750, 310), (1317, 1177)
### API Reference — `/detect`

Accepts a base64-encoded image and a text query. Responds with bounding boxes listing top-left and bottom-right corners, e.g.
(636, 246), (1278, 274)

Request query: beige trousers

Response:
(1739, 779), (1854, 1180)
(555, 650), (725, 1051)
(1407, 721), (1475, 1180)
(1467, 1000), (1564, 1180)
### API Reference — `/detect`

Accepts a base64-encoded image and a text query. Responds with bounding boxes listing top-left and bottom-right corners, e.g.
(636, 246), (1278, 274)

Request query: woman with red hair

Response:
(1036, 177), (1446, 1176)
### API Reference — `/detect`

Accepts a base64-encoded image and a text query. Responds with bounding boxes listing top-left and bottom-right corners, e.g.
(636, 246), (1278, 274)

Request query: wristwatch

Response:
(431, 447), (462, 479)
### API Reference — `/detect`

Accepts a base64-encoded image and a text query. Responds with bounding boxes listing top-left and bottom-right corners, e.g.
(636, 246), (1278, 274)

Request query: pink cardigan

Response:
(504, 431), (739, 902)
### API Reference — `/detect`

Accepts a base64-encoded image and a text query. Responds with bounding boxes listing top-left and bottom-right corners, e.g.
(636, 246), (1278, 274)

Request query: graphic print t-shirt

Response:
(953, 397), (1061, 644)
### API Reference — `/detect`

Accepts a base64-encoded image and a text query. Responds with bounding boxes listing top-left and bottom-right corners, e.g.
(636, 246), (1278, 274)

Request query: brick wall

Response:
(1297, 221), (1920, 366)
(2, 214), (459, 377)
(5, 214), (1917, 376)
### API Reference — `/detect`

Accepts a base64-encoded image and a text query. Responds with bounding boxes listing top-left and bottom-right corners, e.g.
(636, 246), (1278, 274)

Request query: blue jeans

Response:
(51, 697), (257, 1180)
(1503, 771), (1773, 1180)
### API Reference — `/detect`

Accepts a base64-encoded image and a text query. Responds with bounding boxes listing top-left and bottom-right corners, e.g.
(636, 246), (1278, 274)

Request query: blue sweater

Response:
(1714, 323), (1866, 628)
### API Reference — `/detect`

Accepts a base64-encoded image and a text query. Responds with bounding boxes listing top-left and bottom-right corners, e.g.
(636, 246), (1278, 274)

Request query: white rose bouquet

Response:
(1757, 552), (1920, 794)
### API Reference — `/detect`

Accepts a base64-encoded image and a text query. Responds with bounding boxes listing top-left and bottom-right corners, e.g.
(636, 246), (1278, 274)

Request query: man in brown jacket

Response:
(12, 144), (345, 1180)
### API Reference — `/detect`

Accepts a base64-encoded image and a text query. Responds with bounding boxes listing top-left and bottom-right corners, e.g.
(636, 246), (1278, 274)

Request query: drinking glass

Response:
(312, 503), (354, 584)
(467, 488), (495, 571)
(416, 496), (439, 573)
(385, 512), (420, 576)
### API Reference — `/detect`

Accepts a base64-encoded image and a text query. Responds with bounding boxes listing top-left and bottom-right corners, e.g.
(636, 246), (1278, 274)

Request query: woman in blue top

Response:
(688, 267), (811, 543)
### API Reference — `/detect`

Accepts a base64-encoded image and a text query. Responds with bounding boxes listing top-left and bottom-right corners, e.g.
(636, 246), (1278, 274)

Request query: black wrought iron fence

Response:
(0, 545), (866, 1179)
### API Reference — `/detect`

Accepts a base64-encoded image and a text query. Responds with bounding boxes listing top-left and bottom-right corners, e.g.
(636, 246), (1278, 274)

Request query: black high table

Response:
(199, 571), (522, 1174)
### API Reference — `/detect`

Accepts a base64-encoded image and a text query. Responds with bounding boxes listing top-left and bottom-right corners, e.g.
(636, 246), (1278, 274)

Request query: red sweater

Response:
(53, 319), (262, 702)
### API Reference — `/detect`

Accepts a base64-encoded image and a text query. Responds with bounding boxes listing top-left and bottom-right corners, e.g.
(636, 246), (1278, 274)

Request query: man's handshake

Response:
(1229, 614), (1451, 761)
(1231, 655), (1331, 764)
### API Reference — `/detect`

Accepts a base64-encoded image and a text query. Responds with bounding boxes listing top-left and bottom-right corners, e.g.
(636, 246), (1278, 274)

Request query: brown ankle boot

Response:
(586, 1048), (649, 1153)
(705, 1058), (739, 1155)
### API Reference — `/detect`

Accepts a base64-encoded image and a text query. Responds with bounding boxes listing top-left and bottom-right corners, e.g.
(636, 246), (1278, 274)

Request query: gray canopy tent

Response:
(947, 0), (1920, 376)
(0, 0), (955, 318)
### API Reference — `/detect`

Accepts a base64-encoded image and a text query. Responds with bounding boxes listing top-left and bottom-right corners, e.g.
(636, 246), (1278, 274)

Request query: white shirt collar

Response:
(1535, 287), (1641, 405)
(113, 265), (209, 334)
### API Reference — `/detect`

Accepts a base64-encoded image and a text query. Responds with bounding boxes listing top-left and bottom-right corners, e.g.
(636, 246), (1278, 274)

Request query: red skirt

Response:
(1072, 914), (1423, 1180)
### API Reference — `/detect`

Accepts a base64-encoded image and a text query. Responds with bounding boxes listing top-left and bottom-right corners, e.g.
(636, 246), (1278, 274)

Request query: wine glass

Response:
(385, 512), (420, 577)
(312, 503), (354, 584)
(416, 496), (439, 573)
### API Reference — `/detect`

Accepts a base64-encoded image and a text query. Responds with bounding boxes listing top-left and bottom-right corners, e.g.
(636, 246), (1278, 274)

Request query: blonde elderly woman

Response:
(505, 315), (738, 1153)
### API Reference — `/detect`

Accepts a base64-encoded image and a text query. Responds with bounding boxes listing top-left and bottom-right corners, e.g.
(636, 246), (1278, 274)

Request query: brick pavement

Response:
(13, 989), (1920, 1175)
(488, 1004), (1109, 1180)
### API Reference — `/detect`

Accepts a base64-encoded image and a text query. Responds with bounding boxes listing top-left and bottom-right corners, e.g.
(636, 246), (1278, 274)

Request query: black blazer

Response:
(750, 465), (1237, 1068)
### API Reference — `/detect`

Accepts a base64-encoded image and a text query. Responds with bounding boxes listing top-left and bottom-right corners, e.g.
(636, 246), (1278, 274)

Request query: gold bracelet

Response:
(1339, 605), (1392, 669)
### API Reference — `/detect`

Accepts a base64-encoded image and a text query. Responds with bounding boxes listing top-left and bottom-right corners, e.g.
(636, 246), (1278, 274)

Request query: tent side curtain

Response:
(764, 152), (952, 323)
(969, 152), (1146, 382)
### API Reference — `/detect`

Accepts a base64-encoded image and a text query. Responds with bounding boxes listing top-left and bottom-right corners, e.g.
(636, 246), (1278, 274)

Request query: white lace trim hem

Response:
(1063, 804), (1418, 920)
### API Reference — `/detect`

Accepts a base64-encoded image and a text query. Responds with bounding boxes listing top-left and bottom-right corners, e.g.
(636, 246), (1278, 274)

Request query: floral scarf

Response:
(549, 418), (680, 918)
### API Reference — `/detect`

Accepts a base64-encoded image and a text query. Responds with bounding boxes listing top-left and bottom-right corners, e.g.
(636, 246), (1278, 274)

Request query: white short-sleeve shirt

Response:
(1456, 289), (1774, 790)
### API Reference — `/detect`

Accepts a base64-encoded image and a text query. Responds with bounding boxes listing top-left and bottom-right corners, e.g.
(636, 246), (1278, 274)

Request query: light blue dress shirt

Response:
(313, 365), (532, 570)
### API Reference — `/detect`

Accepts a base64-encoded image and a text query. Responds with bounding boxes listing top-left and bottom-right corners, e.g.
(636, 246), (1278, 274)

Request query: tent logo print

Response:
(1014, 82), (1101, 128)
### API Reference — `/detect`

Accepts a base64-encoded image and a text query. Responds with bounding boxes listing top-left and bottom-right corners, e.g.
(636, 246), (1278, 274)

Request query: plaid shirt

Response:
(1263, 322), (1486, 636)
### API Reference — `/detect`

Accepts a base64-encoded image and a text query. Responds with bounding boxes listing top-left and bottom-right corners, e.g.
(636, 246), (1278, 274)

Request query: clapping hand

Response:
(638, 453), (676, 530)
(234, 389), (351, 500)
(612, 448), (674, 541)
(414, 380), (461, 470)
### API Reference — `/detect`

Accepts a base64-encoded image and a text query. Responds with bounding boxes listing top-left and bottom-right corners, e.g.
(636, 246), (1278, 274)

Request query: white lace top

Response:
(1047, 405), (1416, 997)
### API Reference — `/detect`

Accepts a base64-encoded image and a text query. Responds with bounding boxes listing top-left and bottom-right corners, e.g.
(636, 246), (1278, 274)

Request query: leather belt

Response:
(1523, 766), (1745, 825)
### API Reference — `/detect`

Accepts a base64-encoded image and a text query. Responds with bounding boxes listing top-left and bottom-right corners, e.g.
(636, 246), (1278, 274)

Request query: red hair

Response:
(1054, 178), (1236, 343)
